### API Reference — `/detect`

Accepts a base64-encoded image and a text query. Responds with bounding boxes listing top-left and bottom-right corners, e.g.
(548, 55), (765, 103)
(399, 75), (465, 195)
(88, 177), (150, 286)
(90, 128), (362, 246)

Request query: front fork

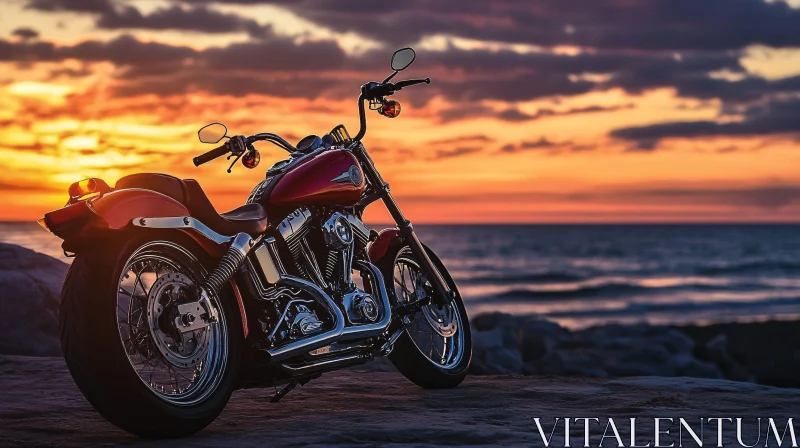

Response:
(352, 143), (453, 308)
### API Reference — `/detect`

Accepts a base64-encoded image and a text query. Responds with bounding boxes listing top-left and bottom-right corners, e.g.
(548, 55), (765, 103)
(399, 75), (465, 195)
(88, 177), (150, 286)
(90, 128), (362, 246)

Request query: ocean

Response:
(3, 222), (799, 329)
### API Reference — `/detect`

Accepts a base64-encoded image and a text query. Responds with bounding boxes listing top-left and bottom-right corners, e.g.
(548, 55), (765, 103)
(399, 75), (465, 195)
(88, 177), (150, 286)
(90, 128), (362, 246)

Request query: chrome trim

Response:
(264, 275), (345, 362)
(277, 208), (311, 241)
(330, 169), (351, 184)
(346, 214), (371, 246)
(280, 353), (366, 374)
(132, 216), (232, 245)
(253, 239), (283, 285)
(229, 232), (255, 257)
(340, 260), (392, 340)
(246, 238), (288, 298)
(322, 212), (353, 250)
(268, 298), (315, 341)
(299, 238), (328, 289)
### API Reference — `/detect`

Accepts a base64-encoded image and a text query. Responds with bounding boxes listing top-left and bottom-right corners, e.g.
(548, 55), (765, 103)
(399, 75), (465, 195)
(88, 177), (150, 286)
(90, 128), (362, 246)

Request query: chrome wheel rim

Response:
(116, 241), (228, 406)
(393, 248), (464, 369)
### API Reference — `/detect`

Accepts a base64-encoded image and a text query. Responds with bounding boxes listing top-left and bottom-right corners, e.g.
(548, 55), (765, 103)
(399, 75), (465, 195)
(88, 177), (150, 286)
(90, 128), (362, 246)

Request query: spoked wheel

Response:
(59, 232), (242, 438)
(379, 245), (471, 388)
(117, 241), (228, 404)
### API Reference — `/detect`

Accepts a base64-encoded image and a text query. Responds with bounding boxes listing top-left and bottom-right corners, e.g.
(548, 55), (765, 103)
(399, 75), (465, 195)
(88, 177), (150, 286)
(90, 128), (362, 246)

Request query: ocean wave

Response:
(542, 295), (800, 319)
(696, 260), (800, 276)
(477, 280), (782, 302)
(458, 272), (587, 285)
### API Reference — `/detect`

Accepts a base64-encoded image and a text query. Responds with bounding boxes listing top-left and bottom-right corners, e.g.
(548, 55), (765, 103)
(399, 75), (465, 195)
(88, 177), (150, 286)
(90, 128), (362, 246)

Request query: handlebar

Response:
(355, 77), (431, 141)
(193, 142), (229, 166)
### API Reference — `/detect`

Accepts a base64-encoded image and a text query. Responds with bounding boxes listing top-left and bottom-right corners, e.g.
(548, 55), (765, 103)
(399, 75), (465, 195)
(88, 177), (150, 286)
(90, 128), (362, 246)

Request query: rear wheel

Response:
(59, 232), (241, 438)
(378, 245), (471, 388)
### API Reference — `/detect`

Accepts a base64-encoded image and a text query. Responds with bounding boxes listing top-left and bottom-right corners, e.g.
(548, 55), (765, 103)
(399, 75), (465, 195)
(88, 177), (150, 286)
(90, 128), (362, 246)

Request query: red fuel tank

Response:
(269, 150), (365, 207)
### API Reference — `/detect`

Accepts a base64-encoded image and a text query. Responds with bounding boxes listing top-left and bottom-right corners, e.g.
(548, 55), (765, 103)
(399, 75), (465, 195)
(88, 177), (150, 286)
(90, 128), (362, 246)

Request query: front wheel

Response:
(59, 232), (242, 438)
(378, 244), (471, 388)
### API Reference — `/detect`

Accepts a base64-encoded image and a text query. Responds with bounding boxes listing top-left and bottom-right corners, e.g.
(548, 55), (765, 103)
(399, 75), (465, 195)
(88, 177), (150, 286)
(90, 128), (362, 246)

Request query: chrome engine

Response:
(250, 208), (384, 351)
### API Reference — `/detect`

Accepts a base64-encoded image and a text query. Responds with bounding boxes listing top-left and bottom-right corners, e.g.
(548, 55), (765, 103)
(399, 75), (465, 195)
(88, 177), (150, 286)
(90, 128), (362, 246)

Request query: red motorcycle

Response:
(39, 48), (471, 438)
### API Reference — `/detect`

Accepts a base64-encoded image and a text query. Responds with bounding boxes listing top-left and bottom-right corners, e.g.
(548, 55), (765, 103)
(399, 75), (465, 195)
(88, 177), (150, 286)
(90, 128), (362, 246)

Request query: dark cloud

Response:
(110, 72), (334, 99)
(500, 138), (559, 153)
(11, 27), (40, 40)
(499, 138), (595, 155)
(29, 0), (270, 37)
(97, 5), (269, 37)
(188, 0), (800, 51)
(431, 146), (482, 159)
(439, 103), (635, 123)
(26, 0), (114, 13)
(7, 0), (800, 136)
(610, 97), (800, 146)
(427, 134), (494, 146)
(0, 32), (772, 107)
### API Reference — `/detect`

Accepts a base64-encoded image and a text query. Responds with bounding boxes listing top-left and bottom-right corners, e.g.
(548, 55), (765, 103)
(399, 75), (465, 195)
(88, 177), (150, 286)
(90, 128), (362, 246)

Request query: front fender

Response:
(367, 228), (402, 264)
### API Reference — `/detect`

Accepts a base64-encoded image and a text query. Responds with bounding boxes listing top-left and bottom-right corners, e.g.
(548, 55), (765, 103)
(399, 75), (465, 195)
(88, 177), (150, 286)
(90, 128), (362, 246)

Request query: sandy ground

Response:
(1, 355), (798, 447)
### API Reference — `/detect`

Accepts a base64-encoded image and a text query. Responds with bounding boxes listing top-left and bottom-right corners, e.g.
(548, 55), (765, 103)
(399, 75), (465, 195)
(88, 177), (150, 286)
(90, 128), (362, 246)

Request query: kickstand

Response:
(269, 381), (298, 403)
(269, 376), (315, 403)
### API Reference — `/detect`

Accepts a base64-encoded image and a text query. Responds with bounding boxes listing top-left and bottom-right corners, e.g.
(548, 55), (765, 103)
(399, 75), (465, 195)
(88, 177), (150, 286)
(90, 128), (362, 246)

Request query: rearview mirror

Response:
(391, 48), (416, 71)
(198, 122), (227, 144)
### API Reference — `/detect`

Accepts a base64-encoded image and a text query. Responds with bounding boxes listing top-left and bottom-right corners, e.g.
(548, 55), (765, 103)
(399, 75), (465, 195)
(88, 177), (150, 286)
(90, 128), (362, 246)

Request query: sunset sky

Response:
(1, 0), (799, 223)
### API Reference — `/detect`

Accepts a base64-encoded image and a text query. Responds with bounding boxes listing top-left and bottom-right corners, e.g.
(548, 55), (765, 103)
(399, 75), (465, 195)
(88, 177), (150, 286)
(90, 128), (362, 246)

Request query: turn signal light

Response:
(242, 150), (260, 169)
(378, 100), (401, 118)
(67, 178), (111, 202)
(68, 178), (97, 198)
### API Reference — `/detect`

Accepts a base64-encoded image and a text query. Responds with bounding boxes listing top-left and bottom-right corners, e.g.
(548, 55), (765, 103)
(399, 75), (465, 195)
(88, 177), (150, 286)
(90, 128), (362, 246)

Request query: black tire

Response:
(377, 244), (471, 388)
(58, 231), (242, 438)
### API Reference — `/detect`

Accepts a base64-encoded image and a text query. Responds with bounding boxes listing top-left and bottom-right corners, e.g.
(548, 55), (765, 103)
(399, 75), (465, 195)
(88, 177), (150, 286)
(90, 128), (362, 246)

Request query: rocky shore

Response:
(467, 312), (800, 387)
(2, 242), (798, 387)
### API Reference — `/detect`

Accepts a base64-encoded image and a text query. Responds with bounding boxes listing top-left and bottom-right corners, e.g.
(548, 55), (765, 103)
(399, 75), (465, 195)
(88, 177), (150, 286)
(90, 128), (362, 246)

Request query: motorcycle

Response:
(39, 47), (472, 438)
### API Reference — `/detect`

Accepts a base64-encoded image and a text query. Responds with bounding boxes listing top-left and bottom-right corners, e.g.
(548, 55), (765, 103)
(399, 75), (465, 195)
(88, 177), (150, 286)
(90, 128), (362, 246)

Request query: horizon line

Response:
(3, 220), (800, 226)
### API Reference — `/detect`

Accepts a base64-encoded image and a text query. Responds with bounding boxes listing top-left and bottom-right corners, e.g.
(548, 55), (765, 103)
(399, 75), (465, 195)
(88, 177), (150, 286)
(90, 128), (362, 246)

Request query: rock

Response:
(673, 353), (723, 379)
(604, 344), (674, 377)
(483, 347), (524, 374)
(703, 334), (756, 382)
(469, 328), (507, 374)
(518, 318), (570, 361)
(471, 312), (516, 332)
(679, 320), (800, 387)
(467, 313), (733, 382)
(0, 243), (68, 356)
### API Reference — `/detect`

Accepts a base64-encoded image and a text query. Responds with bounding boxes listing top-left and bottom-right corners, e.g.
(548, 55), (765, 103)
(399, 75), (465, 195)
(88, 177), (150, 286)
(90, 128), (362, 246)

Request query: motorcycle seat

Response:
(115, 173), (268, 237)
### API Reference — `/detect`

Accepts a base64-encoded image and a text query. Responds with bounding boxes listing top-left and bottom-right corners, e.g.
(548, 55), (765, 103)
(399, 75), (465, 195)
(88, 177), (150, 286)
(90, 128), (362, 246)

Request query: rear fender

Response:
(43, 189), (190, 251)
(43, 188), (251, 340)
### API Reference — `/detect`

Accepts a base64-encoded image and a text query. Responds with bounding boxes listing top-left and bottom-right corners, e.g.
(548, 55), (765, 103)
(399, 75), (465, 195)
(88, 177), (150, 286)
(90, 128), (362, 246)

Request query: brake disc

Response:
(147, 273), (211, 368)
(416, 277), (457, 338)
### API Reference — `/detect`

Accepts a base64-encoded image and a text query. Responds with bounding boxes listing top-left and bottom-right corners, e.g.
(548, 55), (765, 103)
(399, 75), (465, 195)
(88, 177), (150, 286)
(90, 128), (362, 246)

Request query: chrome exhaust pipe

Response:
(261, 260), (393, 362)
(279, 353), (368, 375)
(264, 275), (345, 362)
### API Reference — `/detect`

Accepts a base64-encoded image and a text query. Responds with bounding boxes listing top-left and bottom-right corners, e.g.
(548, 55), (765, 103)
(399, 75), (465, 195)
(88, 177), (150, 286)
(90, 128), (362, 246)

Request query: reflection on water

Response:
(4, 222), (800, 328)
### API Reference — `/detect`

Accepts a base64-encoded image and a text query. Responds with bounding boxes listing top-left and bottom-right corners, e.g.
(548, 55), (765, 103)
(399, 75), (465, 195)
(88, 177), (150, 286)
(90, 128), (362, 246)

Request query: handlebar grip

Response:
(193, 143), (229, 167)
(394, 78), (431, 89)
